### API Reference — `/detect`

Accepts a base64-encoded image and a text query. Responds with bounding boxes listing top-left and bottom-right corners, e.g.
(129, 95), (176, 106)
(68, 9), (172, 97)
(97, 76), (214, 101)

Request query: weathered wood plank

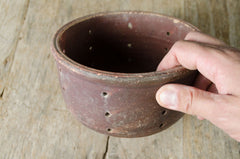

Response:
(182, 1), (240, 158)
(184, 0), (230, 42)
(107, 119), (184, 159)
(0, 0), (29, 100)
(0, 0), (111, 158)
(226, 0), (240, 48)
(153, 0), (185, 18)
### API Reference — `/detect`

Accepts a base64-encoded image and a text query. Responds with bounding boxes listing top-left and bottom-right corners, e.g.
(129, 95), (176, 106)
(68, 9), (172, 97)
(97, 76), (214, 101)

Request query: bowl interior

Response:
(57, 13), (194, 73)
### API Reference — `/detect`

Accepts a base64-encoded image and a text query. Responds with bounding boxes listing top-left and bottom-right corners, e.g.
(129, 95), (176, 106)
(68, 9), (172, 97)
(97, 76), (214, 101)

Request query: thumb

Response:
(155, 84), (221, 119)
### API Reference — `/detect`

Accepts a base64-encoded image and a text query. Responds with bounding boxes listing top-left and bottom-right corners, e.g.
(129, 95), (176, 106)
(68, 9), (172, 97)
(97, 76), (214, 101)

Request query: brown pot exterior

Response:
(52, 11), (199, 137)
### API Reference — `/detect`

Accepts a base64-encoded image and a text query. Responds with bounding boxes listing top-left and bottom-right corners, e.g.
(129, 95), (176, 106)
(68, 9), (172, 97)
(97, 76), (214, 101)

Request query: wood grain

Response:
(0, 0), (239, 159)
(0, 0), (29, 100)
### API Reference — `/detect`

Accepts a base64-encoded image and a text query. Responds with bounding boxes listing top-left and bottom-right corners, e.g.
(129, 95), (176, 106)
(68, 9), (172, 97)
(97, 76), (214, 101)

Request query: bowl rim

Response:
(52, 11), (199, 83)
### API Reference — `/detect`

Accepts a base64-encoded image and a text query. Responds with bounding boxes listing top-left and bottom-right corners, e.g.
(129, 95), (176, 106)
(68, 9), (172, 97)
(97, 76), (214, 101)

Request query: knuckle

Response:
(184, 89), (194, 113)
(170, 40), (186, 53)
(178, 87), (195, 114)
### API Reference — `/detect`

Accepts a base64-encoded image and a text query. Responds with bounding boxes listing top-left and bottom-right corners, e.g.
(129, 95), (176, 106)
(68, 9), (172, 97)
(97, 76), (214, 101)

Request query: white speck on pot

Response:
(127, 43), (132, 48)
(89, 30), (92, 34)
(89, 46), (93, 51)
(173, 19), (180, 24)
(128, 22), (133, 29)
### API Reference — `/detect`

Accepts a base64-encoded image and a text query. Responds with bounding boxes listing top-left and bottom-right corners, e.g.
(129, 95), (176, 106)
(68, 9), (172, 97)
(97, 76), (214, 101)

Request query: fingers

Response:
(157, 40), (228, 86)
(156, 31), (240, 142)
(157, 40), (208, 71)
(157, 31), (226, 71)
(155, 84), (222, 120)
(156, 83), (240, 142)
(184, 31), (226, 46)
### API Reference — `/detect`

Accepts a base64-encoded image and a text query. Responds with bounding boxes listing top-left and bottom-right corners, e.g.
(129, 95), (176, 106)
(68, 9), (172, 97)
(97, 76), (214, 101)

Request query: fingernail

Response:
(157, 89), (178, 110)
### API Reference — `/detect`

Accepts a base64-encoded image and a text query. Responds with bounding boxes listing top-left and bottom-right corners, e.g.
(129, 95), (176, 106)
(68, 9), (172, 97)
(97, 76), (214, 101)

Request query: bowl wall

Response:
(52, 12), (198, 137)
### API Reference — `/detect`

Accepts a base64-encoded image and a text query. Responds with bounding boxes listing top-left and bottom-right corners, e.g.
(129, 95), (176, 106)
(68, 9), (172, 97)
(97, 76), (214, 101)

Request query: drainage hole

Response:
(102, 92), (108, 97)
(166, 32), (170, 36)
(105, 111), (111, 117)
(107, 128), (112, 132)
(162, 110), (167, 115)
(159, 123), (164, 128)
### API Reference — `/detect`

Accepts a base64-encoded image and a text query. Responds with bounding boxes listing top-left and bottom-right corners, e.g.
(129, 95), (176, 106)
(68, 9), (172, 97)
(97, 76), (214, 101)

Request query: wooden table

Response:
(0, 0), (240, 158)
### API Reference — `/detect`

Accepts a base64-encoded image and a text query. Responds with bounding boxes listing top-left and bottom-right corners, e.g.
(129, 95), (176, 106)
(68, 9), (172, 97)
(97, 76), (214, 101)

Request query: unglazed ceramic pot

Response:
(52, 11), (198, 137)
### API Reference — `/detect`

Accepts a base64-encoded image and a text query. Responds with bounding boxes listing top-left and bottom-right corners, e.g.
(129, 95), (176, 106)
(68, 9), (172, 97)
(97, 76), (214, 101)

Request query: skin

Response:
(155, 31), (240, 142)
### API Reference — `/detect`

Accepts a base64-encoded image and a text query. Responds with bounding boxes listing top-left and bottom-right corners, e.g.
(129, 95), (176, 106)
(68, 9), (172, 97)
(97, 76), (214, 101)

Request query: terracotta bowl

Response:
(52, 11), (198, 137)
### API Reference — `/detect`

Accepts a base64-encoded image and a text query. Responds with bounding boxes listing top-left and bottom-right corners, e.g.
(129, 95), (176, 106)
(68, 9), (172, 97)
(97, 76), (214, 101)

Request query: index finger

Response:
(157, 40), (225, 86)
(157, 32), (226, 71)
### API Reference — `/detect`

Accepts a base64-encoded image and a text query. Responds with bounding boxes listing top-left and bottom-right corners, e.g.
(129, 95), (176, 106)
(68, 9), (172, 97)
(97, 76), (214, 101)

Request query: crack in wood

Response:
(7, 0), (30, 62)
(0, 88), (5, 99)
(0, 0), (30, 94)
(102, 136), (110, 159)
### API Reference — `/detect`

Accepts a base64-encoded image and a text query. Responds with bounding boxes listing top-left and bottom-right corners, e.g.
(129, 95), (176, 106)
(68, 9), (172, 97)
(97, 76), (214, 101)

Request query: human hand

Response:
(155, 31), (240, 142)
